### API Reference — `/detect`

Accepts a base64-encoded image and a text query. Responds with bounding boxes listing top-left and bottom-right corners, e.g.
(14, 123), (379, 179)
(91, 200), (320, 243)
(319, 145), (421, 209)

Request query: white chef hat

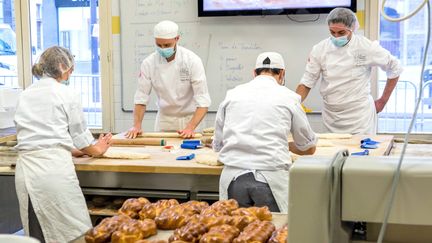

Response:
(154, 20), (179, 39)
(255, 52), (285, 70)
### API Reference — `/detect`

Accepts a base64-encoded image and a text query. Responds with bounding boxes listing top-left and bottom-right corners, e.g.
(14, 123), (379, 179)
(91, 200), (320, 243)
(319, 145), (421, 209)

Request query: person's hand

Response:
(125, 126), (142, 139)
(178, 126), (195, 139)
(94, 133), (113, 155)
(375, 98), (386, 113)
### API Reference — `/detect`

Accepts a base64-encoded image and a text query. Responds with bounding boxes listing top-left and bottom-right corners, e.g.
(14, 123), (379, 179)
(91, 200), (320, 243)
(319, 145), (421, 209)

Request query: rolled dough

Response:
(100, 149), (151, 159)
(195, 153), (223, 166)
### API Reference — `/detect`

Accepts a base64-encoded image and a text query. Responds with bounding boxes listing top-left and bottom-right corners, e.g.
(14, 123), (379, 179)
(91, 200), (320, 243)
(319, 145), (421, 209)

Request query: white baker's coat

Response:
(134, 45), (211, 131)
(14, 77), (93, 242)
(300, 34), (403, 134)
(213, 75), (317, 212)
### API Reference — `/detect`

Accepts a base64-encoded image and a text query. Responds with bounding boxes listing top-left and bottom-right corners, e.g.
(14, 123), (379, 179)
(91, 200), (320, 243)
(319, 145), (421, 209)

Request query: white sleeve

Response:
(300, 45), (322, 88)
(212, 98), (228, 152)
(290, 102), (317, 151)
(369, 40), (403, 79)
(191, 56), (211, 107)
(65, 94), (94, 150)
(134, 60), (153, 105)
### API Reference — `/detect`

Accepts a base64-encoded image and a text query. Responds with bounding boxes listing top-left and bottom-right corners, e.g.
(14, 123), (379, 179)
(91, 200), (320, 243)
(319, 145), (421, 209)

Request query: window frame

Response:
(15, 0), (113, 132)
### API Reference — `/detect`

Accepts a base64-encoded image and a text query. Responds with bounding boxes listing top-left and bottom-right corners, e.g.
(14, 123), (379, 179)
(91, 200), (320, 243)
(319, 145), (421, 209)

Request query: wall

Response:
(111, 0), (365, 133)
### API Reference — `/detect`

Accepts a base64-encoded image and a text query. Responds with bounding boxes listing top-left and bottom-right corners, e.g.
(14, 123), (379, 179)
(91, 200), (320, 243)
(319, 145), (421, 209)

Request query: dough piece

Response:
(202, 127), (215, 133)
(155, 205), (198, 230)
(85, 215), (131, 243)
(180, 200), (209, 213)
(316, 139), (335, 147)
(195, 153), (223, 166)
(139, 199), (180, 220)
(101, 150), (151, 159)
(168, 221), (208, 242)
(200, 224), (240, 243)
(233, 220), (275, 243)
(118, 197), (151, 219)
(268, 225), (288, 243)
(231, 206), (272, 221)
(111, 218), (157, 243)
(317, 133), (352, 139)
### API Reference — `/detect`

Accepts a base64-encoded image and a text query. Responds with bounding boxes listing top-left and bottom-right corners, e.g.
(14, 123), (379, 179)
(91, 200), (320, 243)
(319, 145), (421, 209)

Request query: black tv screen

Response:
(198, 0), (357, 17)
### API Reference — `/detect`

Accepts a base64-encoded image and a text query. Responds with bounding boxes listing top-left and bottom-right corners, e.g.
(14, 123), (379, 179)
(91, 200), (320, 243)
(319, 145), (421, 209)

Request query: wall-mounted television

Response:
(198, 0), (357, 17)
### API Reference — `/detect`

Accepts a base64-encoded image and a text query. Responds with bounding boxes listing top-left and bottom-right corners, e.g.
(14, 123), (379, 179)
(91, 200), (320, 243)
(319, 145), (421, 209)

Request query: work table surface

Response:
(0, 134), (395, 175)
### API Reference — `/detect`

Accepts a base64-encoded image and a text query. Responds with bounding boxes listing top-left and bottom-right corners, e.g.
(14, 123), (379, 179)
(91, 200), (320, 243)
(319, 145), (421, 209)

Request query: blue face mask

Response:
(157, 46), (175, 58)
(60, 79), (70, 86)
(331, 35), (349, 47)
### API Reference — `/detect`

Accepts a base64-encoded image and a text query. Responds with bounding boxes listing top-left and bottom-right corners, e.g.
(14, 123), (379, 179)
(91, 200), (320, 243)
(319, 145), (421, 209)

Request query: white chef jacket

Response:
(300, 34), (403, 134)
(14, 77), (94, 151)
(134, 45), (211, 118)
(14, 76), (93, 242)
(213, 75), (317, 212)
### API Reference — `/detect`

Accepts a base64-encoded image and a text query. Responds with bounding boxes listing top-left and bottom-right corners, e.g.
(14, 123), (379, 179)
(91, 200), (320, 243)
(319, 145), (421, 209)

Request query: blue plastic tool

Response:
(180, 143), (201, 149)
(176, 153), (195, 160)
(351, 149), (369, 156)
(360, 143), (378, 149)
(361, 138), (380, 145)
(182, 140), (201, 145)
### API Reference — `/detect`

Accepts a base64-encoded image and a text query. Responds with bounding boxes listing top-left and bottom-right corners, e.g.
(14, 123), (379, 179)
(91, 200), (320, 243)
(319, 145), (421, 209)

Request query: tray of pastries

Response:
(81, 198), (288, 243)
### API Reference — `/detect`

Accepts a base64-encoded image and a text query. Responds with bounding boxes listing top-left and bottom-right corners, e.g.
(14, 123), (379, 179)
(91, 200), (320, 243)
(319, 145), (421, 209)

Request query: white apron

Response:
(15, 148), (91, 243)
(154, 112), (201, 132)
(219, 166), (290, 213)
(322, 95), (377, 135)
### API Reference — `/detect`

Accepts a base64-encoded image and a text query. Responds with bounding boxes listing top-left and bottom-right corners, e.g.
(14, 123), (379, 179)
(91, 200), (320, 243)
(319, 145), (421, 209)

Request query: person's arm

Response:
(289, 100), (318, 156)
(65, 92), (112, 156)
(369, 40), (403, 113)
(375, 77), (399, 113)
(289, 142), (316, 155)
(212, 98), (228, 152)
(125, 104), (146, 138)
(297, 46), (322, 102)
(296, 84), (312, 102)
(178, 107), (208, 138)
(81, 133), (113, 156)
(71, 148), (85, 157)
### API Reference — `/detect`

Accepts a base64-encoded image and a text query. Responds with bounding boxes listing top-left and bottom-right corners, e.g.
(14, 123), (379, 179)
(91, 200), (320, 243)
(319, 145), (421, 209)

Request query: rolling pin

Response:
(112, 138), (166, 146)
(138, 132), (203, 138)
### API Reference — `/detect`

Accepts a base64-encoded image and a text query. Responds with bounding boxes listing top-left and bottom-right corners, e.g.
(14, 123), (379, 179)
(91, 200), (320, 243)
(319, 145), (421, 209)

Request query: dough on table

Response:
(317, 133), (352, 139)
(195, 153), (223, 166)
(100, 149), (151, 159)
(202, 127), (215, 133)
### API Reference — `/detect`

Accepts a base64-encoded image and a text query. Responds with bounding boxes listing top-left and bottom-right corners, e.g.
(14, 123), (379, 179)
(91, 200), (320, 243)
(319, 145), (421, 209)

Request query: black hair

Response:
(255, 68), (282, 76)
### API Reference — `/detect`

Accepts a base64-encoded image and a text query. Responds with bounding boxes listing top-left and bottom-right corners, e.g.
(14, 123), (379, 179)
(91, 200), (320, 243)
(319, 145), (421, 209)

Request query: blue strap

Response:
(180, 143), (200, 149)
(182, 140), (201, 145)
(361, 138), (380, 145)
(360, 143), (378, 149)
(351, 149), (369, 156)
(176, 153), (196, 160)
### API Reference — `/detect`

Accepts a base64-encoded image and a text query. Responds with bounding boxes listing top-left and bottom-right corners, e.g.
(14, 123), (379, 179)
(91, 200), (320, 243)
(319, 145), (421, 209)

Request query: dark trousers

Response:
(28, 197), (45, 243)
(227, 172), (280, 212)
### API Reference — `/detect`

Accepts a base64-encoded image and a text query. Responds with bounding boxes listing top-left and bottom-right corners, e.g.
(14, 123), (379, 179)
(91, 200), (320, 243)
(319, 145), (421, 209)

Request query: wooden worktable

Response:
(73, 135), (394, 174)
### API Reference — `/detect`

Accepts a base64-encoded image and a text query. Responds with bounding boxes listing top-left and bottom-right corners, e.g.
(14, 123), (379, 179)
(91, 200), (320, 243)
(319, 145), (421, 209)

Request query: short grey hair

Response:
(32, 46), (74, 80)
(326, 7), (358, 30)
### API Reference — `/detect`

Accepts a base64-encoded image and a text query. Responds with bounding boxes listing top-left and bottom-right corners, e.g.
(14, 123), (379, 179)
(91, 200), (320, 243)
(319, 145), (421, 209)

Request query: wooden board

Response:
(73, 135), (394, 174)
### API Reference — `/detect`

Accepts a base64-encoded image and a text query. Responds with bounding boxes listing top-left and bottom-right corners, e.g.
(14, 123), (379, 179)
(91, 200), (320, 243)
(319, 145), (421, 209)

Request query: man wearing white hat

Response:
(126, 20), (211, 138)
(213, 52), (317, 212)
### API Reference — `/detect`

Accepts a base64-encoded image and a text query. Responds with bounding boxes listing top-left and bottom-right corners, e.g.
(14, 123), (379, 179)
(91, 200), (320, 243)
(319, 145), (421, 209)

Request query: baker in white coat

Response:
(14, 46), (112, 243)
(126, 20), (211, 139)
(296, 7), (403, 134)
(213, 52), (317, 213)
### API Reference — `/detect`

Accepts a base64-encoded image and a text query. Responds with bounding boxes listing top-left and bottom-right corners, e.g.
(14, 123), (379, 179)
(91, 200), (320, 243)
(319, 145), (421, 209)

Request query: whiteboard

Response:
(119, 0), (328, 112)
